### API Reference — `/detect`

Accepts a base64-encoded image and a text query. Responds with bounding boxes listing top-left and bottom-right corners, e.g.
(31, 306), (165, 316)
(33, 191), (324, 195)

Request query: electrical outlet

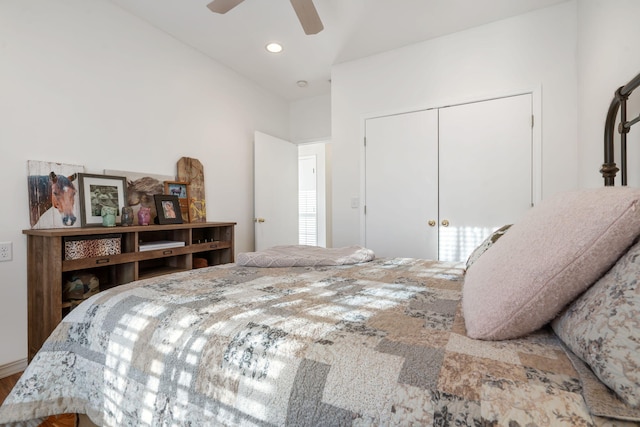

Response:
(0, 242), (12, 262)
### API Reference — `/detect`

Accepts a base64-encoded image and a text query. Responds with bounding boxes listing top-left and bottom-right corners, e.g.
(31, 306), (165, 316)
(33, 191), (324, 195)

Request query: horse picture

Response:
(27, 160), (85, 229)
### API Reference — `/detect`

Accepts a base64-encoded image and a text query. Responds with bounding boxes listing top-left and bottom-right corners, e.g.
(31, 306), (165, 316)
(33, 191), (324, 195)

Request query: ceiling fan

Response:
(206, 0), (324, 35)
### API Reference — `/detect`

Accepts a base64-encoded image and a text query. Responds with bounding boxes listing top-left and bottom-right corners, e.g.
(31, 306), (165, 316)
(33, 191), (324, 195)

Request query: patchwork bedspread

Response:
(0, 258), (633, 426)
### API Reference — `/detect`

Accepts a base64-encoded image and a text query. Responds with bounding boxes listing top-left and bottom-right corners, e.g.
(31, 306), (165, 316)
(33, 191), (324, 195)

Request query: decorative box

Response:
(64, 234), (122, 260)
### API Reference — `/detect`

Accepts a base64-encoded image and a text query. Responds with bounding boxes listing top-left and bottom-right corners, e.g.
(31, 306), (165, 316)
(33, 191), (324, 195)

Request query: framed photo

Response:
(164, 181), (190, 222)
(78, 173), (127, 227)
(154, 195), (183, 224)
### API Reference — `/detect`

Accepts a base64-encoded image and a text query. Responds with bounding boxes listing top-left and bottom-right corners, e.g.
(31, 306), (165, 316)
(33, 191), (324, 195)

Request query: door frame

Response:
(359, 86), (542, 247)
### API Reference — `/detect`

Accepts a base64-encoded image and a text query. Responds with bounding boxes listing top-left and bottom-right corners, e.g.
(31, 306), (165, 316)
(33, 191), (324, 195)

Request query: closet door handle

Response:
(428, 220), (436, 227)
(441, 219), (450, 227)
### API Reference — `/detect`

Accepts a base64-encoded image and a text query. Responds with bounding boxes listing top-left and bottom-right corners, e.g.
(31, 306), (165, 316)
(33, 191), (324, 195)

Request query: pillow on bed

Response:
(465, 224), (512, 270)
(462, 187), (640, 341)
(552, 239), (640, 408)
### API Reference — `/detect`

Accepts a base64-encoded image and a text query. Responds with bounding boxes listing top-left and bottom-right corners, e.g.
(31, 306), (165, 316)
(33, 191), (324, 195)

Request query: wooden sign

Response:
(177, 157), (206, 223)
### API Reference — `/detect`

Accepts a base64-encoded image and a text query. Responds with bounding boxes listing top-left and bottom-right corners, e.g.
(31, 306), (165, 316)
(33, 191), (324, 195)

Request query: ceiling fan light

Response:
(265, 42), (283, 53)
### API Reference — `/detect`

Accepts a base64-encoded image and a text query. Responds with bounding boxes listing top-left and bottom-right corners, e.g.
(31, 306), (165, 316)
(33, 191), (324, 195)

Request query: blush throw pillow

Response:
(552, 239), (640, 408)
(462, 187), (640, 340)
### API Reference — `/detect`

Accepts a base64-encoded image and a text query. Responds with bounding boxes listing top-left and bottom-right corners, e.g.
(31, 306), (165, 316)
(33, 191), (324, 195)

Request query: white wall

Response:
(290, 94), (331, 144)
(0, 0), (289, 367)
(330, 2), (579, 247)
(577, 0), (640, 188)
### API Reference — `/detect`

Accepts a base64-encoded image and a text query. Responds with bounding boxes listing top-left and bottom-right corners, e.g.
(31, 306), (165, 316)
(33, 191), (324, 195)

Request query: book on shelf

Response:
(139, 240), (186, 252)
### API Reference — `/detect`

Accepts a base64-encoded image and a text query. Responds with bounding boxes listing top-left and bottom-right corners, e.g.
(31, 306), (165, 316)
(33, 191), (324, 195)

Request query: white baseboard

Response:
(0, 359), (28, 379)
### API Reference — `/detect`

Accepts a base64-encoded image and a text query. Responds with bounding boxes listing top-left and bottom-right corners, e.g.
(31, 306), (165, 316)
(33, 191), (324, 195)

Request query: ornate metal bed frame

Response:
(601, 71), (640, 186)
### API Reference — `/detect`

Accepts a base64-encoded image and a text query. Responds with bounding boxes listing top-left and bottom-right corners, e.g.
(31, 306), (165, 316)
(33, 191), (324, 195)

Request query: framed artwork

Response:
(27, 160), (85, 229)
(78, 173), (128, 227)
(104, 169), (173, 225)
(154, 195), (183, 224)
(164, 181), (190, 222)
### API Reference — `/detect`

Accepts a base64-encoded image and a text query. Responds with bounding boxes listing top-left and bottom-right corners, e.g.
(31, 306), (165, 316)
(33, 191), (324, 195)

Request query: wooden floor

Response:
(0, 372), (22, 405)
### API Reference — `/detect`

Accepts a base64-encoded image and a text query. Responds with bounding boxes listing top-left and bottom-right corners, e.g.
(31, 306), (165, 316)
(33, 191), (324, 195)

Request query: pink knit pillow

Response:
(462, 187), (640, 340)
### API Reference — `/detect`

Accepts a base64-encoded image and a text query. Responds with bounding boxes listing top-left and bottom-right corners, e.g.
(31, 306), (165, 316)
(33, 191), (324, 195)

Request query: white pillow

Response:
(463, 187), (640, 340)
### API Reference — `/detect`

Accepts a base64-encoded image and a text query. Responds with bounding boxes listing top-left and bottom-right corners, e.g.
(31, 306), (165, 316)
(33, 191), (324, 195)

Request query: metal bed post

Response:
(601, 72), (640, 186)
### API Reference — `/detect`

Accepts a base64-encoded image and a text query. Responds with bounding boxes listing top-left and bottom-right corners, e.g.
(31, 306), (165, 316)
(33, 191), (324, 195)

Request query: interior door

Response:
(364, 109), (439, 259)
(254, 131), (298, 251)
(438, 94), (532, 262)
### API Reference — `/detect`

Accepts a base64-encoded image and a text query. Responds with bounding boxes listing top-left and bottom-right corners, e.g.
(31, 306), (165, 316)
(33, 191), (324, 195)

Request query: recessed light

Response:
(296, 80), (308, 87)
(265, 42), (283, 53)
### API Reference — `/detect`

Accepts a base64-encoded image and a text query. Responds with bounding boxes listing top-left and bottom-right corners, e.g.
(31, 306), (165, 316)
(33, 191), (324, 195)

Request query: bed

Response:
(2, 75), (640, 426)
(0, 252), (632, 427)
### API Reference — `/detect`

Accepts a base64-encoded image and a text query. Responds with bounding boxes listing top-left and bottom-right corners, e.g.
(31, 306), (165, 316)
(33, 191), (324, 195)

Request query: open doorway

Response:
(298, 142), (328, 247)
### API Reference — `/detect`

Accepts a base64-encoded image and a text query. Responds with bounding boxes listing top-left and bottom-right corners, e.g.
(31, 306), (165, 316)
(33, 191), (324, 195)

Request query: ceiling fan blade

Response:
(290, 0), (324, 35)
(206, 0), (245, 14)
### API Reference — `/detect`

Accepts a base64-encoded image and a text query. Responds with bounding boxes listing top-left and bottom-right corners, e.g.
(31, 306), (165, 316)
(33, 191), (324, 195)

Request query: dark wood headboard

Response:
(601, 72), (640, 186)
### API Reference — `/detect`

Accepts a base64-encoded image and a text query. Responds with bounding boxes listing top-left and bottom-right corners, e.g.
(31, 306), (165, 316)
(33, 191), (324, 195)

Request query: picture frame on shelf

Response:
(164, 180), (190, 222)
(154, 194), (183, 224)
(78, 173), (128, 227)
(27, 160), (86, 230)
(104, 169), (173, 225)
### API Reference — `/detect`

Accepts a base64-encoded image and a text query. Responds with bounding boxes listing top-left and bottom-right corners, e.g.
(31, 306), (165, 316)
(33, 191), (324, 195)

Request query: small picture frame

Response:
(78, 173), (128, 227)
(164, 181), (190, 222)
(154, 195), (183, 224)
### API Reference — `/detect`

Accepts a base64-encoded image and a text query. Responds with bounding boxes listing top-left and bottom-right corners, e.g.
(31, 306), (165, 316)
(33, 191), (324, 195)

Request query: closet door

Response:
(364, 109), (439, 259)
(438, 94), (532, 262)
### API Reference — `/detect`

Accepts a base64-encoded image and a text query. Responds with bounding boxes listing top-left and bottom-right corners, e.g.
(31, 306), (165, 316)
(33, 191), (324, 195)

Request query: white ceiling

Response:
(107, 0), (569, 101)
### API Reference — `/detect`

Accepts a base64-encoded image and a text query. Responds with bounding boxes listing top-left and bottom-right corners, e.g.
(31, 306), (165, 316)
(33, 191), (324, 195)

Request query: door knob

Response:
(428, 220), (436, 227)
(254, 218), (265, 223)
(441, 219), (450, 227)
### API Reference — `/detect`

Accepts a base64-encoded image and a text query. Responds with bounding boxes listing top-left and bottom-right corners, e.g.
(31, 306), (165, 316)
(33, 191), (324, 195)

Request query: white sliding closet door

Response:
(438, 94), (532, 262)
(365, 109), (439, 259)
